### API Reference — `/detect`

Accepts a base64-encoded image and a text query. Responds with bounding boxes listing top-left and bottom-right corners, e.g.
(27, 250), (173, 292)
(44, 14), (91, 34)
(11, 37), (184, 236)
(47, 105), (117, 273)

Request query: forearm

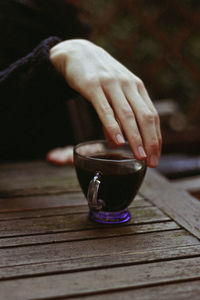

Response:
(0, 37), (74, 99)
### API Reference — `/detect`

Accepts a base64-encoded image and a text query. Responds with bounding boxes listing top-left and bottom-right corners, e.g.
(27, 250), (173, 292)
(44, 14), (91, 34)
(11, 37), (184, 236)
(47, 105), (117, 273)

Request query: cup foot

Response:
(89, 209), (131, 224)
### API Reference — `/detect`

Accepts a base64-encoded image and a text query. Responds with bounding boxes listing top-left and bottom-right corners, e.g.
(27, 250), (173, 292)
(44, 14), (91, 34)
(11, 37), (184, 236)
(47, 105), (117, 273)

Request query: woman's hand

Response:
(50, 39), (162, 167)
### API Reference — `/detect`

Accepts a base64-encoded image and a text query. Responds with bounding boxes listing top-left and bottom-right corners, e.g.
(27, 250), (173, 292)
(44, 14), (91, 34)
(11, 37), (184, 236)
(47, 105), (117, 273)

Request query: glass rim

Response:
(74, 139), (145, 164)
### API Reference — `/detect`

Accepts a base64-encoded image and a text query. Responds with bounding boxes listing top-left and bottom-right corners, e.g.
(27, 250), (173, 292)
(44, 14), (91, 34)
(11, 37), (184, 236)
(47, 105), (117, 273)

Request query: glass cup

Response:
(74, 140), (147, 224)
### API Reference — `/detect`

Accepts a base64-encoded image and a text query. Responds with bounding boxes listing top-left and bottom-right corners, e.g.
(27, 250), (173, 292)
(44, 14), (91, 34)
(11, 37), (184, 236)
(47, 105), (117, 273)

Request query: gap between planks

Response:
(0, 196), (150, 220)
(0, 206), (170, 238)
(47, 279), (200, 300)
(1, 257), (200, 299)
(0, 236), (200, 281)
(0, 230), (199, 272)
(0, 221), (179, 248)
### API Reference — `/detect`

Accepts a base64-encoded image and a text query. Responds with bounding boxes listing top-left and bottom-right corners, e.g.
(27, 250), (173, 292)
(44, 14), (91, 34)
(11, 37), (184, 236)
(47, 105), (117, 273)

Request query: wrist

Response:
(49, 44), (67, 76)
(50, 39), (94, 76)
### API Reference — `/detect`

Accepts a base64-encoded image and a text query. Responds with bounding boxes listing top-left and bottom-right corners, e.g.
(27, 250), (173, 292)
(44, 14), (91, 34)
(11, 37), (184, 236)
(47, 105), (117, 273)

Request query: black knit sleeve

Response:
(0, 37), (78, 160)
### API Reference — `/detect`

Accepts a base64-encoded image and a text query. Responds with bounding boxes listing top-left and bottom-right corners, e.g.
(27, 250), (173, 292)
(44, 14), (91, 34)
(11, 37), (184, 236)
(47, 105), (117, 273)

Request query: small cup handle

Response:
(87, 172), (104, 211)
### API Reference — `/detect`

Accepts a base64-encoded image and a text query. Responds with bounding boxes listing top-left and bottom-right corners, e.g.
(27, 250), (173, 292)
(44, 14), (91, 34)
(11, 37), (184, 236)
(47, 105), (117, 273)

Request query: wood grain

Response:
(0, 206), (170, 237)
(0, 161), (80, 197)
(141, 169), (200, 239)
(0, 195), (150, 216)
(1, 257), (200, 299)
(0, 230), (198, 268)
(0, 221), (179, 248)
(74, 280), (200, 300)
(173, 175), (200, 193)
(0, 230), (199, 280)
(1, 244), (200, 281)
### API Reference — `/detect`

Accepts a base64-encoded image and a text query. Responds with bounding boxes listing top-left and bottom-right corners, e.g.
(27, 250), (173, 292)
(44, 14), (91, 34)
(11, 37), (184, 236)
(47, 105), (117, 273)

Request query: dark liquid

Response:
(75, 153), (146, 212)
(93, 153), (130, 160)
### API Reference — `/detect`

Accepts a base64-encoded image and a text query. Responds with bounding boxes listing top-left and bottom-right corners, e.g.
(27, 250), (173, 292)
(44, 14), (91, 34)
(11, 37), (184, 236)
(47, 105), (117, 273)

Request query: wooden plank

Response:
(0, 161), (146, 201)
(0, 192), (86, 212)
(0, 230), (199, 279)
(74, 280), (200, 300)
(0, 221), (179, 248)
(141, 169), (200, 240)
(0, 161), (80, 197)
(173, 175), (200, 192)
(1, 257), (200, 299)
(0, 205), (89, 221)
(0, 206), (170, 237)
(0, 195), (151, 217)
(1, 244), (200, 281)
(0, 229), (198, 268)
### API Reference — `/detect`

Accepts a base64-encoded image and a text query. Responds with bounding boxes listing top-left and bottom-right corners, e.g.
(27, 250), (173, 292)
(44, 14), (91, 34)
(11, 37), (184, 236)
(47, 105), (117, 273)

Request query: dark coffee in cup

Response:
(74, 140), (146, 224)
(76, 152), (146, 212)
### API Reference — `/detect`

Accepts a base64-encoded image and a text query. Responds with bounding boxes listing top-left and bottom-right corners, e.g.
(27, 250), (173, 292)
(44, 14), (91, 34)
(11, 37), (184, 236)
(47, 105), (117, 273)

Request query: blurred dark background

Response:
(81, 0), (199, 117)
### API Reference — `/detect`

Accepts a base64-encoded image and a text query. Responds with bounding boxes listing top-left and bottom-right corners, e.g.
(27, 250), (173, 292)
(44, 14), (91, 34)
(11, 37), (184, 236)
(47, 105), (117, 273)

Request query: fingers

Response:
(103, 126), (118, 149)
(84, 77), (161, 167)
(83, 79), (148, 161)
(88, 86), (126, 147)
(103, 83), (147, 161)
(122, 79), (161, 167)
(137, 81), (162, 155)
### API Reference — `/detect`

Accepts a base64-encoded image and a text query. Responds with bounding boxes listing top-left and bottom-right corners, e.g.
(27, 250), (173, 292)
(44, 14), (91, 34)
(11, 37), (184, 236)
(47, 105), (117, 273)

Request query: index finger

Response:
(88, 86), (126, 146)
(136, 80), (162, 155)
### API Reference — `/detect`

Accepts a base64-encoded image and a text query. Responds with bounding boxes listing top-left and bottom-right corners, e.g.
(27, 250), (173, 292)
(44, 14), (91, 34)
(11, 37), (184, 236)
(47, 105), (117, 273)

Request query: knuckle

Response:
(142, 111), (155, 123)
(130, 133), (142, 146)
(155, 114), (161, 126)
(121, 106), (133, 119)
(83, 76), (99, 90)
(99, 102), (113, 115)
(136, 79), (145, 91)
(152, 110), (160, 122)
(106, 124), (119, 134)
(149, 140), (159, 152)
(158, 135), (163, 145)
(100, 73), (116, 86)
(120, 75), (132, 87)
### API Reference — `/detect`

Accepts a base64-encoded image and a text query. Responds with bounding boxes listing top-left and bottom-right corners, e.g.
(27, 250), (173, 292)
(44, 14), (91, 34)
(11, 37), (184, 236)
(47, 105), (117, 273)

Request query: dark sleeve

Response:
(0, 37), (77, 160)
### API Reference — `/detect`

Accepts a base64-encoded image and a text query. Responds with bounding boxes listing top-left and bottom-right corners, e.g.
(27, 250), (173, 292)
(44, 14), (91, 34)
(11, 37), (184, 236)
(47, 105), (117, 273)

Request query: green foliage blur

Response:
(80, 0), (200, 118)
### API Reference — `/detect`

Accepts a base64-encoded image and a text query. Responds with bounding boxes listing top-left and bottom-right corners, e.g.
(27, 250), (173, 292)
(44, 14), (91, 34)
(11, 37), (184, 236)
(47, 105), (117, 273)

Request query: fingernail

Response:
(149, 155), (158, 167)
(116, 134), (125, 144)
(138, 146), (147, 158)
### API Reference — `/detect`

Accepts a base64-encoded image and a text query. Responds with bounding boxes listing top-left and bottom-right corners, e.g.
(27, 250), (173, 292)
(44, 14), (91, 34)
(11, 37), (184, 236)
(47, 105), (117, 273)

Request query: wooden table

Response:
(1, 161), (200, 299)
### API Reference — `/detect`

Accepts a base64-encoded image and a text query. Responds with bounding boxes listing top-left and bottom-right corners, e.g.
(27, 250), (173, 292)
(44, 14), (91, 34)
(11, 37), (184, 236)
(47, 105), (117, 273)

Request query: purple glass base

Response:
(89, 209), (131, 224)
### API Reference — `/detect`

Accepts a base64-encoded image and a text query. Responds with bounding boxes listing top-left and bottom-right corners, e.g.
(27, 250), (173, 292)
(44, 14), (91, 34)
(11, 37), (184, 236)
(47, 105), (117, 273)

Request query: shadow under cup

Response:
(74, 140), (147, 224)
